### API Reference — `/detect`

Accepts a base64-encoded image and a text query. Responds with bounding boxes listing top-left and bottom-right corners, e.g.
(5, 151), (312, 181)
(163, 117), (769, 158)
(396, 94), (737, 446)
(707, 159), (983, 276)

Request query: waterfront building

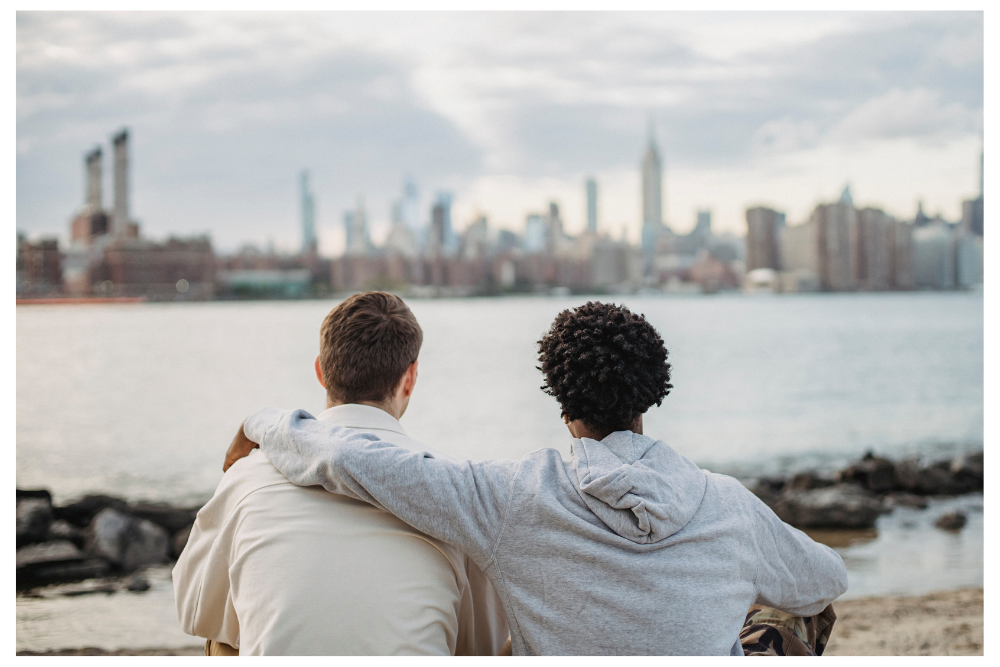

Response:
(810, 186), (858, 291)
(429, 191), (457, 256)
(524, 214), (547, 254)
(913, 220), (956, 289)
(745, 206), (785, 271)
(18, 237), (63, 294)
(856, 208), (894, 291)
(343, 196), (372, 257)
(462, 215), (489, 261)
(890, 221), (915, 290)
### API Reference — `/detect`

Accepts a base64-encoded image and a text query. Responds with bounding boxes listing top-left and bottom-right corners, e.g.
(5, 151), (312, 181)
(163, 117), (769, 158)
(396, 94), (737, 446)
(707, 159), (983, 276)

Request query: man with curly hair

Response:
(226, 301), (847, 656)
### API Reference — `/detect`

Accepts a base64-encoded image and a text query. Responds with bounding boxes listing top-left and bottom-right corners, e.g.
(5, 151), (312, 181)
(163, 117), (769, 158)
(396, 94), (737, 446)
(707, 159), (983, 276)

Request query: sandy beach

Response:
(825, 587), (983, 656)
(17, 587), (983, 656)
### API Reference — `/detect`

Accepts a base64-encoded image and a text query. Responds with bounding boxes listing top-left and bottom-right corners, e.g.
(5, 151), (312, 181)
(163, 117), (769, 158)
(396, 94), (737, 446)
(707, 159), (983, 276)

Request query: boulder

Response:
(836, 452), (898, 494)
(893, 459), (965, 496)
(17, 497), (53, 548)
(128, 502), (199, 534)
(16, 488), (53, 503)
(17, 540), (84, 569)
(125, 572), (151, 592)
(935, 511), (967, 531)
(949, 452), (984, 493)
(882, 492), (928, 510)
(749, 477), (787, 505)
(86, 508), (169, 571)
(171, 524), (193, 559)
(770, 484), (885, 530)
(54, 495), (129, 528)
(786, 471), (836, 492)
(16, 540), (110, 588)
(48, 519), (86, 548)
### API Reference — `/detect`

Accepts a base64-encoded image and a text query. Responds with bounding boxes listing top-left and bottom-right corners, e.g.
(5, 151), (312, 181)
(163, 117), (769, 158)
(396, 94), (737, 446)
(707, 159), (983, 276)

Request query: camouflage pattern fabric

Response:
(740, 604), (837, 656)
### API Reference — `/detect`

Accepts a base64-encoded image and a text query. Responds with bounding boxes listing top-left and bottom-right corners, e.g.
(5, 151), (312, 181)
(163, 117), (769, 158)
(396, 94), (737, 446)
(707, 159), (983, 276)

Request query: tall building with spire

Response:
(641, 121), (665, 253)
(300, 170), (317, 253)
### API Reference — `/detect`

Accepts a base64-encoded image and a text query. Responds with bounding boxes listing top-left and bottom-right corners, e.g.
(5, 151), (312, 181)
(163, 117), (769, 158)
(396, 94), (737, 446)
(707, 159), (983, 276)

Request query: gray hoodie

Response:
(245, 407), (848, 656)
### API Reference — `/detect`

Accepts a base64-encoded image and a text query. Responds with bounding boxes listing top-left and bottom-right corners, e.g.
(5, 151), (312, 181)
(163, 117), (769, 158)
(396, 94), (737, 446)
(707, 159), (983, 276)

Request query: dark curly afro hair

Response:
(537, 301), (672, 434)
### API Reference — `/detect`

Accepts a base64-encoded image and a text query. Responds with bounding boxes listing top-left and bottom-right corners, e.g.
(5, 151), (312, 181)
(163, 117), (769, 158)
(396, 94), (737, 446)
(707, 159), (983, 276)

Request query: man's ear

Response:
(400, 361), (418, 399)
(314, 356), (326, 389)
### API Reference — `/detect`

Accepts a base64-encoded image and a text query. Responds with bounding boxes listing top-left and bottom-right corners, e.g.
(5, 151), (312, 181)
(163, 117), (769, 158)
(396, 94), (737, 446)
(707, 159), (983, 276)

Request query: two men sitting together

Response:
(173, 291), (846, 656)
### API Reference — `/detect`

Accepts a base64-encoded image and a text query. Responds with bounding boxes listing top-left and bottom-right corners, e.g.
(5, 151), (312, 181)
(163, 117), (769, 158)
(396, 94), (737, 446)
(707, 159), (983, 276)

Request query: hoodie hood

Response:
(571, 431), (707, 544)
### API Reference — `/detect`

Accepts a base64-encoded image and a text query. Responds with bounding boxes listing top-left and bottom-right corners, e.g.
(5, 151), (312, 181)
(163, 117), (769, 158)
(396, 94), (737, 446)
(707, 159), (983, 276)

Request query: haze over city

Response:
(17, 11), (983, 254)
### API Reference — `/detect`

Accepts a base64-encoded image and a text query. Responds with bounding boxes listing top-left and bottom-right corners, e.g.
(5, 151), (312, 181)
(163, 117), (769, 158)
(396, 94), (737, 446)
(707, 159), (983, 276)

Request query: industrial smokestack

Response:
(85, 147), (102, 211)
(112, 129), (129, 236)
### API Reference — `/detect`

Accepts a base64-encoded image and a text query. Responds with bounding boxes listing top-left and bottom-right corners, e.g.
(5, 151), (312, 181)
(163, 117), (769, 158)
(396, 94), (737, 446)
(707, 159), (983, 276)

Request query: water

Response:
(16, 293), (983, 503)
(15, 292), (984, 652)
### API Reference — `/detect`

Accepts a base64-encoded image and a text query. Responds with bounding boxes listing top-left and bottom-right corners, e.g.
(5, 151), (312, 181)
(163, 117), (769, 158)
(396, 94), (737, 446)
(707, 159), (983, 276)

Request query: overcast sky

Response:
(17, 11), (983, 254)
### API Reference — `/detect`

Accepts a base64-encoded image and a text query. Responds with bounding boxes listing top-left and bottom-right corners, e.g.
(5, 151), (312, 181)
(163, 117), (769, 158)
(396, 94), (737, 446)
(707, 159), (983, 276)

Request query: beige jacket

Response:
(172, 404), (508, 655)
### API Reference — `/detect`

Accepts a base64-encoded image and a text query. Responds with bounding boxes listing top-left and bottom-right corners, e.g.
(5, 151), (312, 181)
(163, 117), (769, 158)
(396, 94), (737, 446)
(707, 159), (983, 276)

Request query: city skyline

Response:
(17, 12), (983, 254)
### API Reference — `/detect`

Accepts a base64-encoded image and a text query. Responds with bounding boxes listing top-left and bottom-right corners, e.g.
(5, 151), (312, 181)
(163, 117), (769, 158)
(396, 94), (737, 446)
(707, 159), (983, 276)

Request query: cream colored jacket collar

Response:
(317, 403), (408, 436)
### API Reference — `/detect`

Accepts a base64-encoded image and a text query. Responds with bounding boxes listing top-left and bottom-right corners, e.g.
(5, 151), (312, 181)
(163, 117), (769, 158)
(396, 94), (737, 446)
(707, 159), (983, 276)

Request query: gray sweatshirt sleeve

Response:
(747, 492), (849, 616)
(244, 407), (519, 567)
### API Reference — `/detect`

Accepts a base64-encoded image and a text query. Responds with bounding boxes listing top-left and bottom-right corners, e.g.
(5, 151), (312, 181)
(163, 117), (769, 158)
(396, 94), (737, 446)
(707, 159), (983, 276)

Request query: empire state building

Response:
(641, 126), (665, 253)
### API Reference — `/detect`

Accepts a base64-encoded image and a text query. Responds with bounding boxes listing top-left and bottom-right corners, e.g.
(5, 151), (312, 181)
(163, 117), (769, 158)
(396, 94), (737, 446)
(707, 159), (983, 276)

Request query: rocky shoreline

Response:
(16, 490), (199, 591)
(748, 449), (983, 531)
(16, 449), (982, 592)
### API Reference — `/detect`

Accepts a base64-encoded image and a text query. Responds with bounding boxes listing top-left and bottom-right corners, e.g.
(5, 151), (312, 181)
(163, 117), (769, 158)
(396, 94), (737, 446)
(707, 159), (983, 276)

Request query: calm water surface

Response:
(15, 293), (984, 652)
(17, 292), (983, 503)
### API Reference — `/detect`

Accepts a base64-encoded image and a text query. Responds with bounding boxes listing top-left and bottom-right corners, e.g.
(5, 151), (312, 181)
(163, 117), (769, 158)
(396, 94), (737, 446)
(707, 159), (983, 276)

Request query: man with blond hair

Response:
(173, 291), (508, 655)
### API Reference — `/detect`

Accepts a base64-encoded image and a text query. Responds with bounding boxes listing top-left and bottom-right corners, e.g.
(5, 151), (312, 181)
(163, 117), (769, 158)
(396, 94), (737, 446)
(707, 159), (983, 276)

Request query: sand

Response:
(17, 588), (984, 656)
(824, 587), (983, 656)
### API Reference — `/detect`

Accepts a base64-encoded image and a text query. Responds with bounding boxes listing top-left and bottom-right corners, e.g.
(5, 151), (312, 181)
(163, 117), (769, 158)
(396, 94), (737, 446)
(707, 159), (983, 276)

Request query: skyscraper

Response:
(300, 170), (317, 253)
(641, 122), (664, 253)
(401, 177), (421, 234)
(586, 178), (598, 234)
(746, 207), (784, 271)
(431, 191), (456, 255)
(343, 196), (370, 256)
(112, 129), (129, 237)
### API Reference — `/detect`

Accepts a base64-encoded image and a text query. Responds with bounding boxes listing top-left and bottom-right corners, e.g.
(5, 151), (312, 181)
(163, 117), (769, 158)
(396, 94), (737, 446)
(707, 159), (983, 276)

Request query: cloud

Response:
(827, 87), (980, 145)
(16, 11), (983, 248)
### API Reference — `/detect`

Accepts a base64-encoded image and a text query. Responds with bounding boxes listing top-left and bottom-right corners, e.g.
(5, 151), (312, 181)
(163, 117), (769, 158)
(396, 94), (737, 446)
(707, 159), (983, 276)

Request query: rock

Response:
(54, 494), (129, 528)
(125, 572), (151, 592)
(883, 492), (928, 510)
(20, 560), (111, 587)
(787, 471), (836, 492)
(770, 484), (885, 530)
(128, 502), (199, 534)
(17, 540), (84, 569)
(86, 508), (169, 571)
(894, 459), (966, 496)
(171, 524), (193, 559)
(949, 452), (983, 493)
(836, 452), (898, 494)
(935, 511), (968, 531)
(749, 477), (787, 506)
(16, 540), (110, 588)
(16, 488), (53, 503)
(17, 498), (53, 548)
(48, 519), (86, 548)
